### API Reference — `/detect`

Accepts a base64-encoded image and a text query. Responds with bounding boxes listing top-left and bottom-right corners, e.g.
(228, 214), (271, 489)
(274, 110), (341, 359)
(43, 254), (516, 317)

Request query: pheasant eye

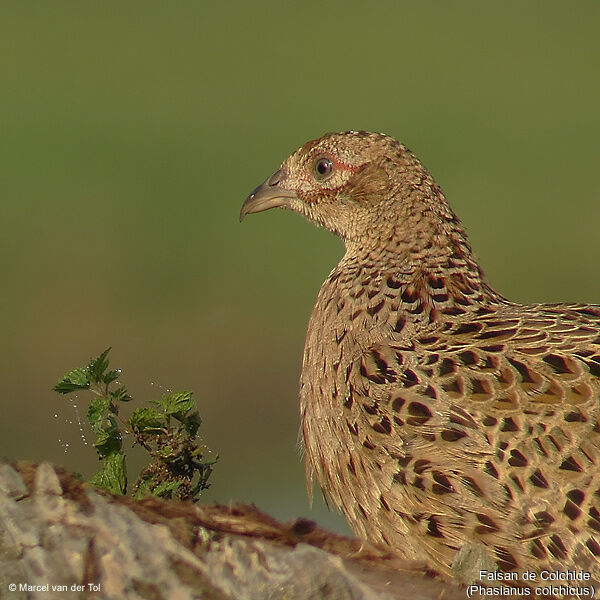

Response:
(313, 157), (334, 180)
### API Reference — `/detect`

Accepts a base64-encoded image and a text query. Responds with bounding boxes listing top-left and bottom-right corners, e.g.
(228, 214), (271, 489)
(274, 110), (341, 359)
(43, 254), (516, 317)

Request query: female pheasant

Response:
(241, 131), (600, 585)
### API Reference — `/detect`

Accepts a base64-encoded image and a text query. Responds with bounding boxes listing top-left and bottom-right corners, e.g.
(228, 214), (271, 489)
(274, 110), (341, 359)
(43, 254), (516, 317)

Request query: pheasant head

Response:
(241, 131), (475, 270)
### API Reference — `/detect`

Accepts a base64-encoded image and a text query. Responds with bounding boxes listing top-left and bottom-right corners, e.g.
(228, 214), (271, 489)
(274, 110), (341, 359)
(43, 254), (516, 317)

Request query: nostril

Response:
(268, 169), (283, 186)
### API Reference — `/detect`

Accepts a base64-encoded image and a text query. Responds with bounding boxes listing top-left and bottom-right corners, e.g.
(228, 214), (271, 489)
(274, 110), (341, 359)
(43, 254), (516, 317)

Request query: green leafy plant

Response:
(53, 348), (216, 501)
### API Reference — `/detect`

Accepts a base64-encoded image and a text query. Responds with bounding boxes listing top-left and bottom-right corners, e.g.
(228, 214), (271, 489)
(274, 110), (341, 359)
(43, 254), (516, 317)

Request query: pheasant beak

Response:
(240, 169), (298, 221)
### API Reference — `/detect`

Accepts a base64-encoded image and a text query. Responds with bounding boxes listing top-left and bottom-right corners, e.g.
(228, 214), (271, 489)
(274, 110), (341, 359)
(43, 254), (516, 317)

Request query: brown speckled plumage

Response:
(241, 131), (600, 581)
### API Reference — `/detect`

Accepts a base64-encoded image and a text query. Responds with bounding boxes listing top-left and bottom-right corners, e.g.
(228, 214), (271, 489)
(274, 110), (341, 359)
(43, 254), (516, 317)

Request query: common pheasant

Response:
(241, 131), (600, 587)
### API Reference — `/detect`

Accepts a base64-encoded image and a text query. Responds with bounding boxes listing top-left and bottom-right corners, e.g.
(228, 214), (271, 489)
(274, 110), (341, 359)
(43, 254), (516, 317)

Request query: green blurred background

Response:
(1, 2), (599, 534)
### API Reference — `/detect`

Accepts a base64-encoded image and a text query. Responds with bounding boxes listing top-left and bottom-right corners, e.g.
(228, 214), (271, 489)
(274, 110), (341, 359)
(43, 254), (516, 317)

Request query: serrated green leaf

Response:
(151, 480), (183, 498)
(88, 396), (111, 433)
(159, 391), (194, 418)
(52, 367), (91, 394)
(157, 445), (175, 459)
(129, 407), (165, 432)
(181, 411), (201, 438)
(88, 348), (111, 384)
(110, 385), (131, 403)
(133, 475), (154, 500)
(103, 369), (121, 385)
(94, 418), (122, 457)
(90, 452), (126, 494)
